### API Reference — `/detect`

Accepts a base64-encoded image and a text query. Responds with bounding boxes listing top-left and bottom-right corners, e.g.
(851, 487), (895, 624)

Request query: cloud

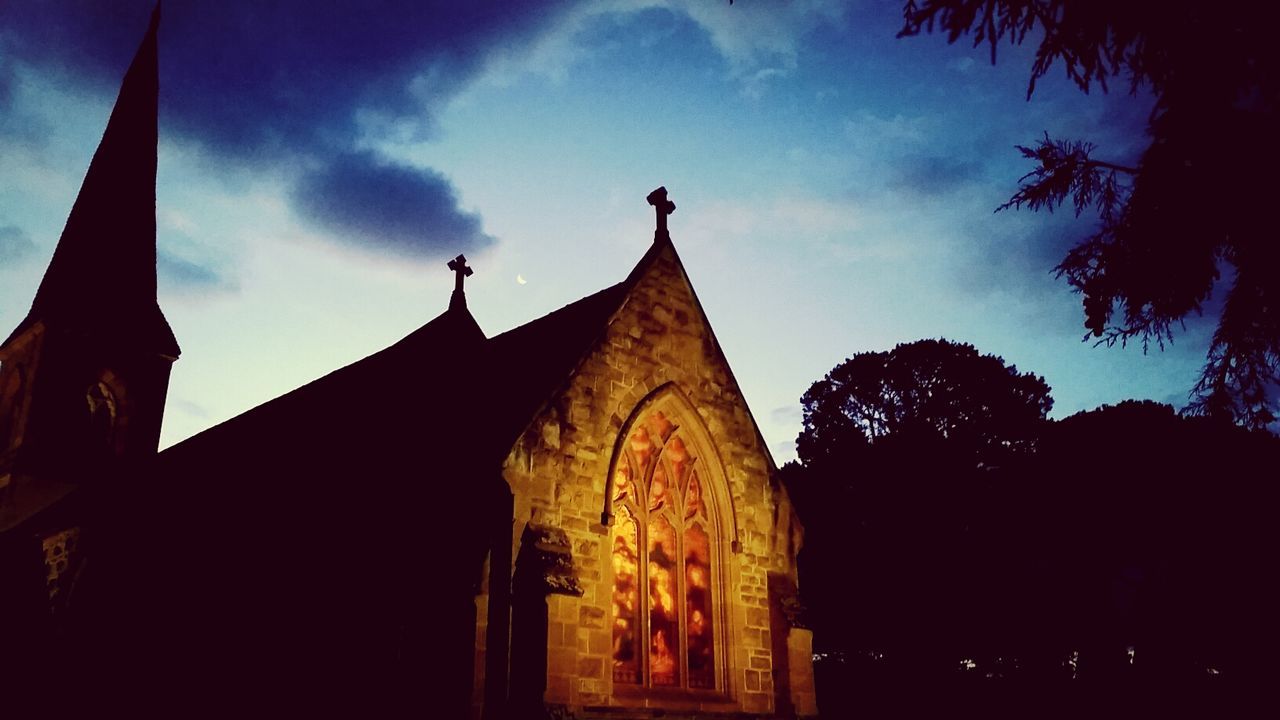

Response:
(0, 61), (49, 146)
(844, 111), (930, 147)
(1, 1), (575, 256)
(770, 405), (802, 425)
(291, 151), (495, 261)
(890, 155), (984, 196)
(0, 225), (36, 262)
(157, 249), (239, 295)
(477, 0), (847, 97)
(0, 58), (10, 104)
(3, 2), (575, 158)
(167, 398), (210, 420)
(681, 0), (847, 90)
(770, 440), (798, 463)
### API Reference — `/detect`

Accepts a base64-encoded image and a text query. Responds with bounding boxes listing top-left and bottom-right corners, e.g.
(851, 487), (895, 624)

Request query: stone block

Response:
(588, 630), (610, 655)
(541, 421), (561, 449)
(579, 604), (607, 629)
(577, 656), (604, 679)
(548, 646), (576, 675)
(742, 692), (771, 714)
(546, 674), (571, 703)
(548, 621), (566, 647)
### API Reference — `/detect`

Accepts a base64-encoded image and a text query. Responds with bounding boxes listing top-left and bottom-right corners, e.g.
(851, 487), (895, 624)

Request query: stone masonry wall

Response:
(494, 243), (805, 716)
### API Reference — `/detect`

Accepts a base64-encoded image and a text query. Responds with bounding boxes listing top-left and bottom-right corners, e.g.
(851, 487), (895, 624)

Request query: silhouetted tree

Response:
(790, 339), (1053, 687)
(899, 0), (1280, 429)
(797, 338), (1052, 470)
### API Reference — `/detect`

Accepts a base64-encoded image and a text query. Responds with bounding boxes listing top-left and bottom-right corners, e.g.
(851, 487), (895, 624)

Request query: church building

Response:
(0, 10), (817, 718)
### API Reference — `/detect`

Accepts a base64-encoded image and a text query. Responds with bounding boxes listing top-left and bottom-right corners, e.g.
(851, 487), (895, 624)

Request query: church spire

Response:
(3, 4), (177, 358)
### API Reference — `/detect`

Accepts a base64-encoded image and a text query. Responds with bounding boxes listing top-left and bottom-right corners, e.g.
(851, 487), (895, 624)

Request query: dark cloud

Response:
(0, 225), (36, 262)
(952, 210), (1094, 300)
(891, 155), (984, 196)
(157, 249), (238, 294)
(291, 151), (494, 260)
(1, 2), (574, 159)
(1, 1), (574, 255)
(0, 59), (12, 106)
(0, 58), (49, 145)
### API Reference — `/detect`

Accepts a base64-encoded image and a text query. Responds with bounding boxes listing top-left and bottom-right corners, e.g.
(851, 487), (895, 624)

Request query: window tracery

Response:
(86, 380), (118, 451)
(610, 408), (719, 691)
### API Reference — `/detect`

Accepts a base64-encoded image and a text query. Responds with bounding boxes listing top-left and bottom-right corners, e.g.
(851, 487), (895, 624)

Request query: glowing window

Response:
(610, 409), (718, 691)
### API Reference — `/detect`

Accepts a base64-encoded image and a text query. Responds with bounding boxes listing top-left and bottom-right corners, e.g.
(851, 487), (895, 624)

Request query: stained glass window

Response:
(610, 407), (718, 691)
(611, 507), (641, 684)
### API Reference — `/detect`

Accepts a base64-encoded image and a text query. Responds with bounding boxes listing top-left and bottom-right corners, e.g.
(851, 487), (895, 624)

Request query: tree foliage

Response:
(900, 0), (1280, 429)
(797, 338), (1052, 469)
(789, 341), (1280, 697)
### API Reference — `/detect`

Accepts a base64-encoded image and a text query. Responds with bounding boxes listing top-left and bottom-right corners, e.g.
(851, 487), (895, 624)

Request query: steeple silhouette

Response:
(4, 4), (177, 358)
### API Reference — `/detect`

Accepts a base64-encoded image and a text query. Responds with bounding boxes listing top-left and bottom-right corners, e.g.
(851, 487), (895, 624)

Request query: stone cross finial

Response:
(447, 254), (473, 310)
(646, 186), (676, 243)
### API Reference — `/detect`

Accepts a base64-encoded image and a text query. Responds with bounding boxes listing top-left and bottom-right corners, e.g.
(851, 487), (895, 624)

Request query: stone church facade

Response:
(484, 226), (816, 718)
(0, 10), (816, 719)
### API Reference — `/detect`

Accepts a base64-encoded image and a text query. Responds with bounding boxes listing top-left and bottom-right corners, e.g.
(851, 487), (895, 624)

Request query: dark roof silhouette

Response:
(3, 5), (177, 358)
(157, 243), (656, 480)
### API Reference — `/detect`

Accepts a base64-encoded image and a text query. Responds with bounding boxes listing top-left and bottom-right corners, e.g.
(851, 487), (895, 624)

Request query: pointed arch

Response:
(603, 382), (739, 695)
(602, 383), (739, 551)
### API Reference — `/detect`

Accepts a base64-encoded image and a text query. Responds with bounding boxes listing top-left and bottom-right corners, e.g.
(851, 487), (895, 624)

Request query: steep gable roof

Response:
(476, 282), (628, 457)
(158, 303), (486, 474)
(157, 232), (778, 480)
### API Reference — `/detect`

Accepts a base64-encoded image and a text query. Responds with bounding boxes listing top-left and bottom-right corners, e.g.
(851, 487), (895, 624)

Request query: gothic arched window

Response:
(610, 407), (718, 691)
(85, 380), (118, 455)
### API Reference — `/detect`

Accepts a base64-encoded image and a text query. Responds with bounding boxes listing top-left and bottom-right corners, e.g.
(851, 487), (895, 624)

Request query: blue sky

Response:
(0, 1), (1213, 459)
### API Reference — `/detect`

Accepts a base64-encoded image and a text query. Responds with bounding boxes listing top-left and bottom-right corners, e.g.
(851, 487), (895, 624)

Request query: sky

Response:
(0, 0), (1216, 461)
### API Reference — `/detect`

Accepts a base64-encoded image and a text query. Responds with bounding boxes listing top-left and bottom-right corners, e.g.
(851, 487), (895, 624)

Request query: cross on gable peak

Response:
(447, 253), (473, 311)
(646, 186), (676, 243)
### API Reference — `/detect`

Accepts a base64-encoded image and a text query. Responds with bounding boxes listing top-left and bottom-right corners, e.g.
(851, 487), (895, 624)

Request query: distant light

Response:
(516, 274), (527, 285)
(959, 658), (977, 670)
(1127, 645), (1135, 665)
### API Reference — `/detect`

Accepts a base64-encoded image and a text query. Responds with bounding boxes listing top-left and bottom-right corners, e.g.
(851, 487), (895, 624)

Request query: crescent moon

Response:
(516, 274), (527, 285)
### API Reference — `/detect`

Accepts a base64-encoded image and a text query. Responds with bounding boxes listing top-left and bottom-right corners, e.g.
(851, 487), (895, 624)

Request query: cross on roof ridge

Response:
(448, 253), (473, 311)
(646, 186), (675, 244)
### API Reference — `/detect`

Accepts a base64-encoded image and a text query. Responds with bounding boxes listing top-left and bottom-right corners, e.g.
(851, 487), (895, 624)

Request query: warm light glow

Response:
(685, 523), (714, 688)
(667, 435), (689, 489)
(630, 426), (653, 470)
(646, 410), (674, 443)
(612, 463), (632, 504)
(611, 406), (716, 691)
(685, 472), (703, 520)
(611, 508), (641, 684)
(649, 462), (668, 511)
(648, 515), (679, 686)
